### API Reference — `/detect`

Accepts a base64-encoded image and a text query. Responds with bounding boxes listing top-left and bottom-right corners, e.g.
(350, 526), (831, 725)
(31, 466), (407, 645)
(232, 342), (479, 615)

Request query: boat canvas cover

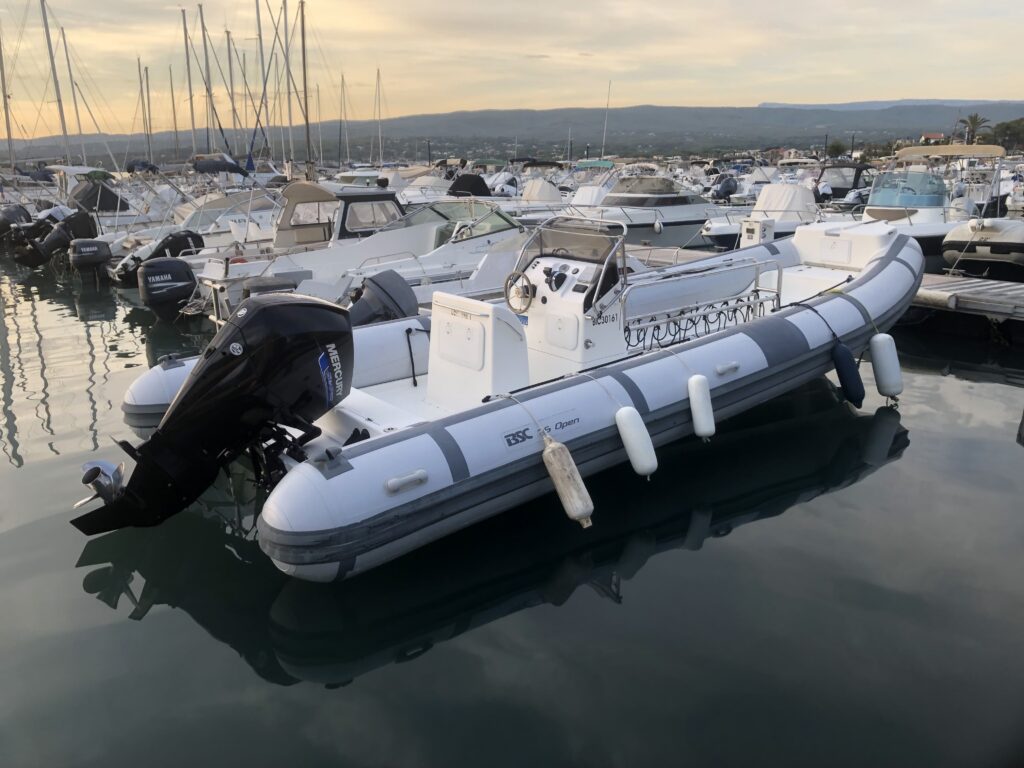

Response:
(896, 144), (1006, 160)
(521, 178), (562, 203)
(753, 184), (817, 221)
(448, 174), (491, 197)
(69, 180), (130, 212)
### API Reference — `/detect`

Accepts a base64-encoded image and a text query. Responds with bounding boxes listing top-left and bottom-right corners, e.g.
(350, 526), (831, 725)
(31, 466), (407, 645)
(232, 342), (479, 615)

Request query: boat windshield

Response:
(519, 218), (622, 266)
(384, 200), (502, 230)
(868, 171), (947, 207)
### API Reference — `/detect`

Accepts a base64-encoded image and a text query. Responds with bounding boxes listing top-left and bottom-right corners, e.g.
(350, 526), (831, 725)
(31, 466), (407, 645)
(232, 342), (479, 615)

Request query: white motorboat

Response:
(701, 184), (827, 249)
(194, 198), (526, 322)
(862, 144), (1007, 268)
(942, 217), (1024, 277)
(71, 216), (923, 583)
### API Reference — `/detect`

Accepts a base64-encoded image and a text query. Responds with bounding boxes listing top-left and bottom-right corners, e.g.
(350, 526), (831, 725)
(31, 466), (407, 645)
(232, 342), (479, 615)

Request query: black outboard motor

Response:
(138, 257), (197, 322)
(70, 292), (354, 535)
(348, 270), (420, 326)
(110, 229), (204, 287)
(14, 220), (71, 268)
(12, 209), (98, 269)
(63, 209), (99, 240)
(0, 205), (31, 240)
(69, 239), (113, 272)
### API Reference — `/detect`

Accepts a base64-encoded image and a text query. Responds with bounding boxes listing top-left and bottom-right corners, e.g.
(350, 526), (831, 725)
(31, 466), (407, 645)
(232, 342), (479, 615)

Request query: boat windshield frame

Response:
(867, 170), (948, 208)
(513, 216), (626, 274)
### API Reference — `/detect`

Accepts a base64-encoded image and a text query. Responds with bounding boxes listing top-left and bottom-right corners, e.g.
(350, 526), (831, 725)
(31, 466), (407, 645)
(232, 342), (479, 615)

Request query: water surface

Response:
(1, 260), (1022, 767)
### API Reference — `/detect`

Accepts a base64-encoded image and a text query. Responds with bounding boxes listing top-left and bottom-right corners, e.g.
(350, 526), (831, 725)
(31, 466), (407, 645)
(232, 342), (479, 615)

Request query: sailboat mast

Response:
(316, 82), (323, 165)
(144, 65), (154, 162)
(0, 21), (17, 174)
(169, 65), (180, 160)
(137, 58), (152, 162)
(198, 3), (213, 152)
(375, 68), (383, 167)
(299, 0), (312, 179)
(39, 0), (70, 163)
(342, 74), (350, 164)
(255, 0), (267, 159)
(283, 0), (294, 160)
(227, 29), (237, 156)
(60, 28), (85, 164)
(181, 8), (197, 155)
(600, 80), (611, 159)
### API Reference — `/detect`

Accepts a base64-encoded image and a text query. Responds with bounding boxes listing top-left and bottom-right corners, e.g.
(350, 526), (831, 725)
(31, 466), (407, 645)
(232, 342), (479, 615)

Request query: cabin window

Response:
(345, 201), (402, 231)
(290, 200), (340, 226)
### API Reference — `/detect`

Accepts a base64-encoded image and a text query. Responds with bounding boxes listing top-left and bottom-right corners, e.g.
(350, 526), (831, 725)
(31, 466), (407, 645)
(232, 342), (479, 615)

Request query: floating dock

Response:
(913, 274), (1024, 322)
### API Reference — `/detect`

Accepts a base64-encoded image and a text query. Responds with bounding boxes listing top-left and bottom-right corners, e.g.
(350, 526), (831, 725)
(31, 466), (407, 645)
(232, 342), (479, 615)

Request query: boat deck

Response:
(913, 274), (1024, 322)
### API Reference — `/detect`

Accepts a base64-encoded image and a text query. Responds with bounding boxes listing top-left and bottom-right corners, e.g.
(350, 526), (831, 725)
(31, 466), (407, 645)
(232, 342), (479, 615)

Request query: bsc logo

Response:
(503, 428), (533, 447)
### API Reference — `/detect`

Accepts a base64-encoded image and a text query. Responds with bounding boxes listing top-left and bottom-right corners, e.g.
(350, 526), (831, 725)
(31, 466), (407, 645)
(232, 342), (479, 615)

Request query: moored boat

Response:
(70, 216), (924, 582)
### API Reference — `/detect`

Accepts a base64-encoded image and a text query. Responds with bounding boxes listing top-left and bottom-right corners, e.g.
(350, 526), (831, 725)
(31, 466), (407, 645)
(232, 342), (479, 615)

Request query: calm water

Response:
(1, 259), (1023, 767)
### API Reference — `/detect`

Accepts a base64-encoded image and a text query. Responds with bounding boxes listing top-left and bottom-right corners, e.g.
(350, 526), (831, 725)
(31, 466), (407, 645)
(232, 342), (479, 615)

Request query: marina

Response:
(0, 0), (1023, 764)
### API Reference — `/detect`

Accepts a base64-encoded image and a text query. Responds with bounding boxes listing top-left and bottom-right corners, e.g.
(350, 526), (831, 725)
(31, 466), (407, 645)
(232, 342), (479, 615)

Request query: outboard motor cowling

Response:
(63, 209), (98, 240)
(69, 239), (113, 271)
(71, 292), (354, 535)
(348, 269), (420, 326)
(139, 257), (198, 322)
(0, 205), (31, 239)
(110, 229), (204, 287)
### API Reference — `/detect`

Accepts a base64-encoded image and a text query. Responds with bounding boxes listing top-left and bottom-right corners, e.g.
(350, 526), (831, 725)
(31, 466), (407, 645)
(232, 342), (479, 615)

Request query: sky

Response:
(1, 0), (1023, 141)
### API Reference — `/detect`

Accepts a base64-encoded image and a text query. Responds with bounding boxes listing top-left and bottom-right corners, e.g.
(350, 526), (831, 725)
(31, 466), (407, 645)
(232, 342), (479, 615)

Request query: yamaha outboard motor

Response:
(348, 270), (420, 326)
(69, 239), (114, 272)
(71, 292), (354, 535)
(110, 229), (204, 287)
(138, 257), (197, 322)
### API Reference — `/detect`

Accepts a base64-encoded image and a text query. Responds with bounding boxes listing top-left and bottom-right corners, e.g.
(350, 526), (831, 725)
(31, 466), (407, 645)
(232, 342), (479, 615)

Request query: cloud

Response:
(4, 0), (1023, 138)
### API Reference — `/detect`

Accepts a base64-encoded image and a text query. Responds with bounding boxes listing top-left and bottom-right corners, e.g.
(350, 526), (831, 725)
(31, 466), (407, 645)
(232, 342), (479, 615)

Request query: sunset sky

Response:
(1, 0), (1022, 142)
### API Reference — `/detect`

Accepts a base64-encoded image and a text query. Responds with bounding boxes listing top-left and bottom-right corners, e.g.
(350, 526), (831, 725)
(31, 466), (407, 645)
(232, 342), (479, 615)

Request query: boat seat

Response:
(427, 291), (530, 410)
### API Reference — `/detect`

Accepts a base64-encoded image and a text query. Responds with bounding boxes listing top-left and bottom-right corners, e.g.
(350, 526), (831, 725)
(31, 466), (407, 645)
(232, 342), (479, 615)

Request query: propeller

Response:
(74, 460), (125, 509)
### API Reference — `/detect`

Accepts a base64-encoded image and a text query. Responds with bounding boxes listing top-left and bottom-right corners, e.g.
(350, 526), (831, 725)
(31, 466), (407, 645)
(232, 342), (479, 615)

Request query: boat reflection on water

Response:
(75, 377), (908, 688)
(892, 323), (1024, 447)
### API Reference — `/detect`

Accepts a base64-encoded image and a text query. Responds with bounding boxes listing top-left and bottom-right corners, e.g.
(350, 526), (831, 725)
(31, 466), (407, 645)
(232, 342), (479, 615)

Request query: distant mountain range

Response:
(758, 99), (1024, 111)
(9, 100), (1024, 163)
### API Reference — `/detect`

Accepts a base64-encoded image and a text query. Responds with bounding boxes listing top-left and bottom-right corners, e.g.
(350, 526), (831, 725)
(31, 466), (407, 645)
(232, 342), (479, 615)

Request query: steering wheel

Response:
(504, 271), (534, 314)
(899, 186), (917, 195)
(551, 247), (571, 255)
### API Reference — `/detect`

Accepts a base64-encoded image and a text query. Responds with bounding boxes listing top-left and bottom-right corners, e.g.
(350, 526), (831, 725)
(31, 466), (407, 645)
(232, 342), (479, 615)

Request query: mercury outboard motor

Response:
(69, 239), (114, 272)
(348, 270), (420, 326)
(138, 257), (197, 322)
(71, 292), (354, 535)
(109, 229), (204, 287)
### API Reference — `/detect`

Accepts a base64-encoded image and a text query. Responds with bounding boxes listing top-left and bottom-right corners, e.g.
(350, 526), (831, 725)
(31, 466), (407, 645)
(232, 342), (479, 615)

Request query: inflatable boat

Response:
(70, 217), (924, 583)
(74, 377), (908, 687)
(942, 217), (1024, 275)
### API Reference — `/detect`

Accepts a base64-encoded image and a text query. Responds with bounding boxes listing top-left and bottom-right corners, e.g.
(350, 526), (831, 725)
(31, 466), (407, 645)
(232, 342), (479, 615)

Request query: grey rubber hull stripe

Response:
(606, 369), (650, 414)
(259, 260), (921, 570)
(426, 424), (470, 483)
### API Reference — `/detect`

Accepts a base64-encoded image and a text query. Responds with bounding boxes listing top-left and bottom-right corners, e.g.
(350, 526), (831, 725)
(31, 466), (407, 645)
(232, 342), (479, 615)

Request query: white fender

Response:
(615, 406), (658, 477)
(542, 435), (594, 528)
(688, 374), (715, 438)
(869, 333), (903, 398)
(653, 220), (664, 235)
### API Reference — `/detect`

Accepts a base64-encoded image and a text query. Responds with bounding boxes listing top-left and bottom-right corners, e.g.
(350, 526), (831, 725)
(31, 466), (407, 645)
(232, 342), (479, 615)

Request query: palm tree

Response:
(958, 113), (991, 144)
